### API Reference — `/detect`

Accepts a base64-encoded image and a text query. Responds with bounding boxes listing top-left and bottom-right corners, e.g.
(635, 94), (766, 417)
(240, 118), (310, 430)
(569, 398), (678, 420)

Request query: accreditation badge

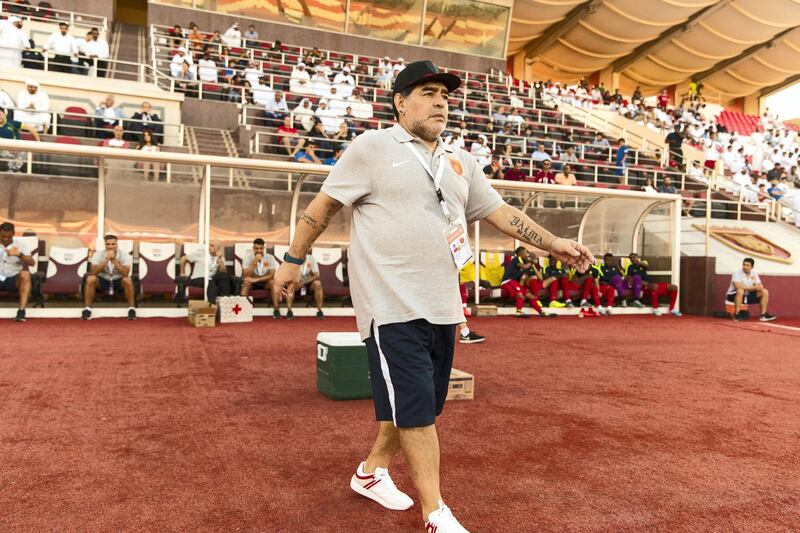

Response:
(444, 220), (473, 270)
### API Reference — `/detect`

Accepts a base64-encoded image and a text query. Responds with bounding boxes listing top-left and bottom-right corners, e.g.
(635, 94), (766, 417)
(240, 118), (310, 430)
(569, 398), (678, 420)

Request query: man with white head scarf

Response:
(170, 47), (193, 78)
(333, 66), (355, 98)
(315, 100), (339, 134)
(311, 68), (331, 97)
(290, 62), (312, 94)
(392, 57), (405, 74)
(470, 134), (492, 166)
(15, 80), (50, 133)
(293, 98), (315, 131)
(0, 16), (29, 69)
(222, 22), (242, 48)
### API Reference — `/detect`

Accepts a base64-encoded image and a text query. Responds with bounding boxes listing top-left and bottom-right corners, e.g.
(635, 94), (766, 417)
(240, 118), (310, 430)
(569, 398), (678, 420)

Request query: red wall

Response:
(713, 274), (800, 317)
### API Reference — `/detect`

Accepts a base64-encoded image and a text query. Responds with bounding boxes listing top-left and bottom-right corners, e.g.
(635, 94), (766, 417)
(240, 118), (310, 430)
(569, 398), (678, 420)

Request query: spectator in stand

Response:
(657, 89), (669, 111)
(331, 121), (355, 144)
(82, 234), (136, 321)
(500, 247), (548, 319)
(626, 253), (681, 316)
(497, 144), (514, 168)
(631, 86), (642, 106)
(392, 58), (406, 74)
(170, 47), (193, 78)
(0, 16), (30, 69)
(311, 68), (332, 97)
(506, 108), (524, 127)
(180, 241), (232, 305)
(531, 143), (551, 166)
(315, 100), (339, 134)
(614, 138), (628, 181)
(483, 156), (503, 180)
(727, 258), (775, 321)
(185, 23), (201, 48)
(138, 129), (160, 181)
(293, 98), (315, 131)
(175, 60), (197, 95)
(756, 184), (769, 203)
(657, 176), (678, 194)
(470, 134), (491, 167)
(244, 25), (258, 48)
(491, 105), (507, 126)
(642, 176), (657, 194)
(294, 139), (322, 164)
(222, 22), (242, 48)
(591, 132), (610, 152)
(251, 77), (273, 106)
(240, 238), (277, 298)
(560, 146), (578, 165)
(207, 30), (223, 47)
(378, 56), (392, 71)
(375, 67), (393, 91)
(129, 101), (163, 143)
(0, 107), (40, 172)
(665, 126), (684, 169)
(504, 159), (526, 181)
(268, 40), (283, 61)
(243, 60), (262, 86)
(333, 67), (355, 97)
(323, 145), (345, 166)
(555, 164), (576, 186)
(101, 125), (130, 148)
(276, 115), (306, 158)
(80, 28), (108, 77)
(703, 132), (721, 175)
(532, 160), (556, 184)
(197, 51), (218, 82)
(15, 80), (50, 133)
(94, 95), (125, 138)
(509, 90), (524, 109)
(44, 22), (79, 74)
(290, 62), (312, 94)
(264, 90), (289, 125)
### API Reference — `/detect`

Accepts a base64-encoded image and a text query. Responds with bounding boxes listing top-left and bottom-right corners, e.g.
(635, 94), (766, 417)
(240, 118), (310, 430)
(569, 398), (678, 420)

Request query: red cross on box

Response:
(232, 304), (242, 315)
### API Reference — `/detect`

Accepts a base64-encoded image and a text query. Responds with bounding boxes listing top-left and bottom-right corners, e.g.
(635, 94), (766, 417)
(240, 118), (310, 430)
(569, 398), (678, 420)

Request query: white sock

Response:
(84, 306), (91, 311)
(460, 327), (470, 337)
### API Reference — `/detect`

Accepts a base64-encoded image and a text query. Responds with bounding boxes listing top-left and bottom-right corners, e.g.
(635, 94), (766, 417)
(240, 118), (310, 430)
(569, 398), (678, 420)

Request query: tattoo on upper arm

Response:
(510, 216), (545, 248)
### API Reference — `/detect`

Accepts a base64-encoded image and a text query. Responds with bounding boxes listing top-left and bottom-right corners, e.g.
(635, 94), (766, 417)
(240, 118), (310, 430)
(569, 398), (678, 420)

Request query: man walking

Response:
(273, 61), (593, 532)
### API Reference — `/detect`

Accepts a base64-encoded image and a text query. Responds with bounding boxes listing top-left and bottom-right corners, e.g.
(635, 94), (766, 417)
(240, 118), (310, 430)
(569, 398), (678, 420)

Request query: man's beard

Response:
(409, 118), (445, 143)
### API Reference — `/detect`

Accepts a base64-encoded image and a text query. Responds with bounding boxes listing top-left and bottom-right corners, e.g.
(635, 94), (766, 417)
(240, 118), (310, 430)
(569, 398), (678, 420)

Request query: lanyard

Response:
(403, 142), (454, 224)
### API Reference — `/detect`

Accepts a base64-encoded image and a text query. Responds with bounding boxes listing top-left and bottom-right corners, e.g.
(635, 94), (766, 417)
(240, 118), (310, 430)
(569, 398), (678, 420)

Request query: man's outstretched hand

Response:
(273, 262), (301, 303)
(551, 238), (594, 271)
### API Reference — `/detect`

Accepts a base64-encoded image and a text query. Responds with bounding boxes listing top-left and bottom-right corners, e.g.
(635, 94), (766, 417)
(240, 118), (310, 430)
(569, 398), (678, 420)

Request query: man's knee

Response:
(86, 274), (98, 285)
(311, 280), (322, 290)
(18, 270), (31, 283)
(121, 277), (133, 287)
(760, 288), (769, 297)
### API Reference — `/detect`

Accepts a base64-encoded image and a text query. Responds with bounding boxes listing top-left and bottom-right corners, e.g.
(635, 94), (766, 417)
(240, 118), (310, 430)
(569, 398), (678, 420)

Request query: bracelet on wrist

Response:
(283, 252), (304, 265)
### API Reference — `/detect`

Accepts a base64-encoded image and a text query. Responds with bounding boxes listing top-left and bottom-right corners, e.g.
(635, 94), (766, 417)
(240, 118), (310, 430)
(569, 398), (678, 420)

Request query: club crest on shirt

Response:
(448, 157), (463, 176)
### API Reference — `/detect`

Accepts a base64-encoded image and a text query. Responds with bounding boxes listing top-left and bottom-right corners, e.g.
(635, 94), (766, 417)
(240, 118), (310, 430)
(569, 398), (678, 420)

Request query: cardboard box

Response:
(447, 368), (474, 401)
(188, 300), (216, 327)
(470, 304), (498, 317)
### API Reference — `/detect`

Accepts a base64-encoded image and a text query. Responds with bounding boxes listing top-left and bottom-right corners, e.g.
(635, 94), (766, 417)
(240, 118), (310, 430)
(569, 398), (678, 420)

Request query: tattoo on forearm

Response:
(510, 216), (545, 248)
(300, 213), (318, 229)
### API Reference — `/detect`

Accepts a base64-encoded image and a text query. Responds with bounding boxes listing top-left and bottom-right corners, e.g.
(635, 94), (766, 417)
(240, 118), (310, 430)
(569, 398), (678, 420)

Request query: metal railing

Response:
(0, 0), (108, 31)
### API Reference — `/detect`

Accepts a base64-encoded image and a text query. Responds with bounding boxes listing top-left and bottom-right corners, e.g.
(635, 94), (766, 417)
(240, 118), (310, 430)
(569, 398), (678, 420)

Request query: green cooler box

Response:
(316, 332), (373, 400)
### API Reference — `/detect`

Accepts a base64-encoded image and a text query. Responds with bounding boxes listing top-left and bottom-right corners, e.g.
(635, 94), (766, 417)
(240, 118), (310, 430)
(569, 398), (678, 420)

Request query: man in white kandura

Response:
(274, 60), (594, 533)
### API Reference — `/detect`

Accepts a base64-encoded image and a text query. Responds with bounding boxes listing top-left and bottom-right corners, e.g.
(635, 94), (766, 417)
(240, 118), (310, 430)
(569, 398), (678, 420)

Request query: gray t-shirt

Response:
(242, 249), (278, 277)
(189, 248), (220, 279)
(727, 269), (761, 295)
(90, 248), (132, 280)
(321, 123), (504, 340)
(299, 255), (319, 284)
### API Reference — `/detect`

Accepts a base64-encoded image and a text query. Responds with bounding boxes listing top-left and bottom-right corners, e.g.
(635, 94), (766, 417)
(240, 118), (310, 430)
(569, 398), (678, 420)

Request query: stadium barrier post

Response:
(97, 160), (105, 241)
(474, 220), (480, 305)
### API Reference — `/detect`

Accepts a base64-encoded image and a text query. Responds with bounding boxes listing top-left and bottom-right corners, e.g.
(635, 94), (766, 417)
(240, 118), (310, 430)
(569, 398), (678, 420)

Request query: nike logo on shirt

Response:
(392, 160), (409, 168)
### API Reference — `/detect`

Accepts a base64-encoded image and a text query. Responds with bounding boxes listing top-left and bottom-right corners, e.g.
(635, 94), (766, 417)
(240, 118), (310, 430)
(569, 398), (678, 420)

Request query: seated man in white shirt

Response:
(531, 143), (552, 165)
(80, 27), (109, 77)
(392, 58), (405, 74)
(290, 62), (312, 95)
(726, 257), (775, 321)
(333, 67), (355, 98)
(179, 241), (232, 304)
(44, 22), (78, 74)
(15, 80), (50, 133)
(315, 100), (339, 134)
(470, 134), (492, 167)
(243, 60), (262, 87)
(222, 22), (242, 48)
(264, 90), (289, 125)
(82, 234), (136, 321)
(0, 222), (34, 322)
(506, 108), (524, 127)
(170, 47), (193, 78)
(197, 52), (218, 82)
(240, 237), (278, 301)
(276, 253), (325, 320)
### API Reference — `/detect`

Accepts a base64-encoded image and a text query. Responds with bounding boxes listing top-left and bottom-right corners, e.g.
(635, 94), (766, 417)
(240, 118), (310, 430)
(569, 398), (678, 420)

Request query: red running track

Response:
(1, 316), (800, 531)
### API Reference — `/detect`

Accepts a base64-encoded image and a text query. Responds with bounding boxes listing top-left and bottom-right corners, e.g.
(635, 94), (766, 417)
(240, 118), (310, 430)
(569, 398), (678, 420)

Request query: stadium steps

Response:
(109, 23), (144, 81)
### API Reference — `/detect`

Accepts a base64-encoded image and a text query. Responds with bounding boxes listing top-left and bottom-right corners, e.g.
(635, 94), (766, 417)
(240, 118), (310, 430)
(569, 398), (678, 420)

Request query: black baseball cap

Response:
(392, 60), (461, 95)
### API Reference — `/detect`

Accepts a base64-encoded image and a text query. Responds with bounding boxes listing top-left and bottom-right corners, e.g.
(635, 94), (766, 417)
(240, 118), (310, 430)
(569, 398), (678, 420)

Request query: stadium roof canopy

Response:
(508, 0), (800, 102)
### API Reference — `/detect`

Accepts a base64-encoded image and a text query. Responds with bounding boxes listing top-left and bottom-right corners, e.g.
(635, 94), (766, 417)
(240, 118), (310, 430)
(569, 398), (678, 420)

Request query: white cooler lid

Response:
(316, 332), (365, 346)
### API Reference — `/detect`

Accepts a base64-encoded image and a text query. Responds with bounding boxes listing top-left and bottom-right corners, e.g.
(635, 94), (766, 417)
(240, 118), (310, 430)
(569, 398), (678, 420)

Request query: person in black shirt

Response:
(483, 156), (503, 180)
(626, 253), (681, 316)
(665, 126), (684, 169)
(500, 247), (550, 318)
(596, 253), (626, 309)
(544, 255), (571, 307)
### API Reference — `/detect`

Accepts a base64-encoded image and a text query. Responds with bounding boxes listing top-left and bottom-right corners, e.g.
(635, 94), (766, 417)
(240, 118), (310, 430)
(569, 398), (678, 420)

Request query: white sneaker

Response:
(425, 500), (469, 532)
(653, 308), (663, 316)
(670, 309), (683, 317)
(597, 306), (607, 315)
(578, 299), (588, 307)
(350, 462), (413, 511)
(605, 306), (614, 315)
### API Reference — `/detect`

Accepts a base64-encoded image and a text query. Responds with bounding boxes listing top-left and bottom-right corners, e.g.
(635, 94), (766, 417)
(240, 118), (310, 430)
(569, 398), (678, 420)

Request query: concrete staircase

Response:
(184, 127), (249, 186)
(108, 23), (146, 81)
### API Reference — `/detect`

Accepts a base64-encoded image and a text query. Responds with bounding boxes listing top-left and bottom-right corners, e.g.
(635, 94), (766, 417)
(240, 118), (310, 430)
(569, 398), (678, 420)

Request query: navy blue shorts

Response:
(726, 291), (759, 305)
(98, 278), (123, 294)
(364, 319), (456, 428)
(0, 275), (19, 292)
